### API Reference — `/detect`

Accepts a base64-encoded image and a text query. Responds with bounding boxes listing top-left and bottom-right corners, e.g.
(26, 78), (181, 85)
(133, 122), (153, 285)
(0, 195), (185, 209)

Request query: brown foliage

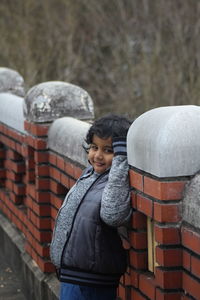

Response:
(0, 0), (200, 118)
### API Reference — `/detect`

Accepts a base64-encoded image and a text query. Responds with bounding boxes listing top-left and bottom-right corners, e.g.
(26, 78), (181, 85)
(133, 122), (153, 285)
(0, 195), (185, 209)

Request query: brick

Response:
(154, 202), (181, 223)
(34, 138), (47, 150)
(182, 271), (200, 300)
(156, 288), (181, 300)
(69, 178), (76, 188)
(36, 191), (51, 203)
(60, 173), (70, 189)
(0, 168), (6, 178)
(30, 123), (49, 136)
(7, 170), (22, 182)
(0, 124), (4, 133)
(37, 217), (51, 230)
(130, 268), (140, 288)
(131, 191), (137, 209)
(4, 159), (11, 169)
(32, 201), (51, 216)
(144, 177), (187, 200)
(124, 272), (131, 286)
(155, 268), (182, 289)
(51, 194), (63, 210)
(74, 166), (84, 180)
(10, 193), (24, 206)
(156, 247), (182, 267)
(131, 211), (147, 230)
(7, 149), (22, 160)
(51, 167), (61, 182)
(13, 183), (26, 195)
(34, 151), (49, 163)
(11, 161), (25, 173)
(26, 158), (35, 169)
(139, 274), (156, 300)
(51, 205), (59, 220)
(37, 257), (55, 273)
(27, 183), (36, 199)
(154, 224), (180, 245)
(137, 194), (153, 217)
(50, 180), (67, 195)
(26, 135), (35, 147)
(25, 241), (32, 257)
(130, 231), (147, 249)
(51, 217), (55, 230)
(31, 226), (52, 243)
(24, 120), (31, 132)
(27, 170), (35, 182)
(15, 143), (24, 155)
(131, 289), (146, 300)
(36, 178), (50, 190)
(65, 161), (75, 178)
(0, 148), (5, 159)
(49, 153), (57, 165)
(182, 249), (191, 271)
(29, 210), (51, 230)
(182, 226), (200, 255)
(129, 169), (143, 191)
(191, 255), (200, 278)
(57, 157), (65, 170)
(35, 164), (49, 176)
(5, 179), (13, 190)
(130, 249), (148, 269)
(118, 285), (126, 300)
(21, 145), (34, 157)
(35, 239), (49, 257)
(181, 295), (193, 300)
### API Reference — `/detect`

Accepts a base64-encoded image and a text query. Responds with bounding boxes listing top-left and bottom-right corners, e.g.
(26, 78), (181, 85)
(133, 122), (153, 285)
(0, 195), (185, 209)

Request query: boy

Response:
(50, 114), (132, 300)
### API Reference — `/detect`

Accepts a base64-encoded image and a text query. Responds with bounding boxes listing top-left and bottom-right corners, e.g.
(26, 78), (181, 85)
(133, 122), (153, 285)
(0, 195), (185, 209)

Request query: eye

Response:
(104, 147), (113, 154)
(90, 144), (98, 151)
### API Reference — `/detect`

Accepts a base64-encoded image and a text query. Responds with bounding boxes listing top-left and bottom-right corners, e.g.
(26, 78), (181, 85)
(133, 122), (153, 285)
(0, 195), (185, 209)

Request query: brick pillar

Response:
(127, 106), (200, 300)
(23, 81), (94, 272)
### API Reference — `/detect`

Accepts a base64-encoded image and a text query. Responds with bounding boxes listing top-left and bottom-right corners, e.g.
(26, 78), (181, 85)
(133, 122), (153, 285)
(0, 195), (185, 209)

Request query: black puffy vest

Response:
(59, 171), (127, 287)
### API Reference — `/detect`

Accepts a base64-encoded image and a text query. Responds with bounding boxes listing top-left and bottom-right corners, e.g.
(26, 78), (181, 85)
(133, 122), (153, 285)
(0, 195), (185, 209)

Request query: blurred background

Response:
(0, 0), (200, 118)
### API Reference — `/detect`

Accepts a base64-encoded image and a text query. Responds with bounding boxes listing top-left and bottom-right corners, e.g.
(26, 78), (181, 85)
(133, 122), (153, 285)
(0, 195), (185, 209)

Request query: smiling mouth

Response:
(94, 162), (105, 166)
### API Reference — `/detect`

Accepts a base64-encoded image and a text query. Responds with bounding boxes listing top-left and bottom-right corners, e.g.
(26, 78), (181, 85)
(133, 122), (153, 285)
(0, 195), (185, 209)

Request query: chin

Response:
(95, 168), (106, 174)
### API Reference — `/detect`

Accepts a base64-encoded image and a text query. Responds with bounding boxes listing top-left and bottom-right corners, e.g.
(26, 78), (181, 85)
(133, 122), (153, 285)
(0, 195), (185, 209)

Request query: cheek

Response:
(106, 156), (114, 166)
(87, 151), (93, 162)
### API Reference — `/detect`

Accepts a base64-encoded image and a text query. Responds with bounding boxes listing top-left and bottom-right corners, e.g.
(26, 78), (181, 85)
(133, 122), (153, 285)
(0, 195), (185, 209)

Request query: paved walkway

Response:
(0, 254), (26, 300)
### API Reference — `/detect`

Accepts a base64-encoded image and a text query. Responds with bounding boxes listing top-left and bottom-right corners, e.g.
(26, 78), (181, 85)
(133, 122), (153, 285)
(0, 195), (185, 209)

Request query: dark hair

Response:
(85, 114), (132, 145)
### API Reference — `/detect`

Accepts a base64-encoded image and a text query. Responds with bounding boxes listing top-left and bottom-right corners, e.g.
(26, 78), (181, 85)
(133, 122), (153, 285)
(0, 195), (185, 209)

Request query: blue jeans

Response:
(60, 282), (117, 300)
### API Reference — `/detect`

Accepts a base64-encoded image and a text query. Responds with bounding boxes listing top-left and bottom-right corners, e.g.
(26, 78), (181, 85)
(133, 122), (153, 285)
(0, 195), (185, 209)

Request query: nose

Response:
(95, 149), (103, 159)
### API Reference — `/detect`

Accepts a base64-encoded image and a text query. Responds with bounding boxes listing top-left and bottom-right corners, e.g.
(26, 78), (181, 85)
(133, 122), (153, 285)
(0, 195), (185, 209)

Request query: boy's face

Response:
(88, 135), (114, 174)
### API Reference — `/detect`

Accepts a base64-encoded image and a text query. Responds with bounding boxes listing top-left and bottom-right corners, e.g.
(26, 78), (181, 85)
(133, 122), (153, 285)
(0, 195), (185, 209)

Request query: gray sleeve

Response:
(100, 155), (131, 227)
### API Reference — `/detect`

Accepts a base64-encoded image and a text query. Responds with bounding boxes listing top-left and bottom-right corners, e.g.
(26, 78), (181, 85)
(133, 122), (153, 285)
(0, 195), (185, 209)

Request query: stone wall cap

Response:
(0, 93), (25, 133)
(24, 81), (94, 123)
(48, 117), (91, 167)
(183, 173), (200, 230)
(0, 67), (25, 97)
(127, 105), (200, 177)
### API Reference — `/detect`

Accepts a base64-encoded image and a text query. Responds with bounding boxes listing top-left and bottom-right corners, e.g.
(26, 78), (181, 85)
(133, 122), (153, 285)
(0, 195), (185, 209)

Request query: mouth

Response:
(94, 161), (105, 167)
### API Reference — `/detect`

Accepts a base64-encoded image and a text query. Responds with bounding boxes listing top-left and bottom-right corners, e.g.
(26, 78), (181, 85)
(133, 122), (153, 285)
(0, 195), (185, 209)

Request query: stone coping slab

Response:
(24, 81), (94, 123)
(0, 93), (25, 133)
(48, 117), (91, 167)
(127, 105), (200, 177)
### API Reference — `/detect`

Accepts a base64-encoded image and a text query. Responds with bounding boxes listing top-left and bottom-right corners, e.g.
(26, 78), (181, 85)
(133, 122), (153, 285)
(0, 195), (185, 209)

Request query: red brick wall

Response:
(0, 120), (200, 299)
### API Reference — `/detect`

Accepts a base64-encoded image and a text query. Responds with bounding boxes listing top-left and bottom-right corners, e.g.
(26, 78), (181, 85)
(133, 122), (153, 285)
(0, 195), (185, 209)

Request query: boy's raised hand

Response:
(112, 137), (127, 156)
